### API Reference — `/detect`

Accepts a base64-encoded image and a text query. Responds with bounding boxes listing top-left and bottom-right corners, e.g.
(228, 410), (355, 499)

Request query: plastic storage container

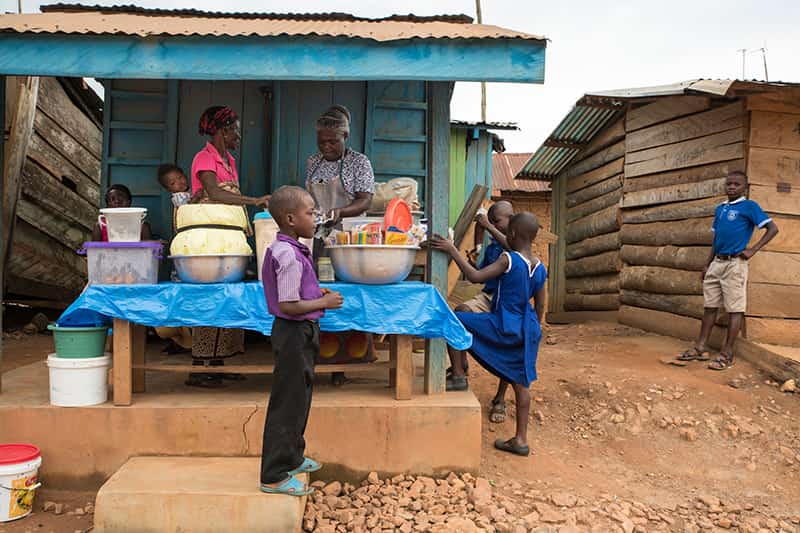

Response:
(98, 207), (147, 242)
(0, 444), (42, 522)
(47, 354), (111, 407)
(47, 324), (108, 358)
(81, 241), (162, 285)
(254, 212), (279, 281)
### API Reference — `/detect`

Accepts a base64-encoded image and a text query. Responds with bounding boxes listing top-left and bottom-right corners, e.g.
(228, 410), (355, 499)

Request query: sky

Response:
(5, 0), (800, 153)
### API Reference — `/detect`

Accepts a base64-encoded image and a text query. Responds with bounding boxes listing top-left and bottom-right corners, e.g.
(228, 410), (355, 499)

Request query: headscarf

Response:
(198, 106), (239, 136)
(316, 104), (351, 136)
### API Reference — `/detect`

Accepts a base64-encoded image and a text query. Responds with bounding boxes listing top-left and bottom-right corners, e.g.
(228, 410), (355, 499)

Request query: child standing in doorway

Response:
(676, 171), (778, 370)
(260, 185), (343, 496)
(432, 212), (547, 456)
(92, 184), (152, 241)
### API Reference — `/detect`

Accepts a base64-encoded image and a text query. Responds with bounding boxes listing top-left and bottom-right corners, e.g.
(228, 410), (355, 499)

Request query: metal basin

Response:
(170, 254), (251, 284)
(326, 245), (419, 285)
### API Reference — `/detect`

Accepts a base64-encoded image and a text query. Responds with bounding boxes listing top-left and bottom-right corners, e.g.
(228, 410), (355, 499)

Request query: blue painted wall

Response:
(102, 79), (437, 239)
(0, 34), (546, 83)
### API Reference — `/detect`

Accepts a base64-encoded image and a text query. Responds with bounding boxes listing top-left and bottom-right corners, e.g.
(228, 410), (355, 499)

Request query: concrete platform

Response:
(94, 457), (306, 533)
(0, 352), (481, 488)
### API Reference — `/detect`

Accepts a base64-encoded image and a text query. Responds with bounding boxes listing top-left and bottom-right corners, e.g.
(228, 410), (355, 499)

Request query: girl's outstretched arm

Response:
(533, 286), (546, 323)
(430, 235), (509, 284)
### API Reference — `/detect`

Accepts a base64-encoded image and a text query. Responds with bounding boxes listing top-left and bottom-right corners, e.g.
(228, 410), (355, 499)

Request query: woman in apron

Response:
(186, 106), (270, 388)
(305, 105), (376, 385)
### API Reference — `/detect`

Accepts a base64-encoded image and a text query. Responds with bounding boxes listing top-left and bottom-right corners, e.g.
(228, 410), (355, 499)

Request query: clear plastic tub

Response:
(80, 241), (162, 285)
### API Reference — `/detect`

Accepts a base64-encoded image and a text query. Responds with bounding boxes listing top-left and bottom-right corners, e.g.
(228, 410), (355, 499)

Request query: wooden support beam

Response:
(620, 244), (711, 271)
(565, 251), (621, 278)
(113, 319), (133, 406)
(620, 217), (713, 246)
(566, 231), (620, 260)
(625, 96), (710, 132)
(132, 324), (146, 393)
(564, 292), (619, 311)
(620, 266), (703, 295)
(619, 305), (800, 381)
(391, 335), (414, 400)
(565, 274), (619, 295)
(622, 178), (726, 209)
(563, 139), (625, 180)
(425, 81), (450, 395)
(566, 204), (620, 244)
(567, 174), (622, 208)
(567, 188), (621, 223)
(625, 101), (744, 152)
(623, 159), (745, 194)
(625, 128), (744, 178)
(622, 197), (722, 225)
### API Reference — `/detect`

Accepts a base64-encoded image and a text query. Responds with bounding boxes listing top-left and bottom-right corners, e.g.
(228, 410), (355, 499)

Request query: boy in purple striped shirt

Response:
(259, 186), (343, 496)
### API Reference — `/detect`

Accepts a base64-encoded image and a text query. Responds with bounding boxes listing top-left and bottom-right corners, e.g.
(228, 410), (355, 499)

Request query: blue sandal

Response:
(288, 457), (322, 476)
(260, 475), (314, 496)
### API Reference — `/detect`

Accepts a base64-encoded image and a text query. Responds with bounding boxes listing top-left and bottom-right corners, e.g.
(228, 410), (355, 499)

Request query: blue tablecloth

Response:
(57, 282), (472, 350)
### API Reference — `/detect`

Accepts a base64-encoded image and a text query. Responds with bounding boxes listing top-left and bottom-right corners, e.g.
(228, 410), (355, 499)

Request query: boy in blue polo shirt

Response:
(677, 171), (778, 370)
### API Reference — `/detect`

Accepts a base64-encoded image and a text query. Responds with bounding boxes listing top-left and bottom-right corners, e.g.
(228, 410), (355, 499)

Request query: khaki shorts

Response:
(703, 257), (748, 313)
(459, 291), (493, 313)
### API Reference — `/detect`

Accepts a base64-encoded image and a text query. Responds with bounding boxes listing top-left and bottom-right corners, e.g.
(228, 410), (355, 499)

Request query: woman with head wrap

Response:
(192, 106), (270, 207)
(306, 105), (375, 227)
(305, 105), (377, 386)
(185, 105), (268, 388)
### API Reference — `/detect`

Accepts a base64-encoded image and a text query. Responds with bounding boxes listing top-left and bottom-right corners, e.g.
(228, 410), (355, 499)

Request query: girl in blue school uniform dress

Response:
(432, 212), (546, 457)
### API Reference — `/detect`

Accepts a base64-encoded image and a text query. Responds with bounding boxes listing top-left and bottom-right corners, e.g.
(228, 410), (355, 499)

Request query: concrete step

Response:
(94, 457), (307, 533)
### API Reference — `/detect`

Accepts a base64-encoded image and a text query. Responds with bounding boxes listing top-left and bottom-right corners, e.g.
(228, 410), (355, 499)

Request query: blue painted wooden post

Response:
(425, 81), (452, 394)
(0, 75), (5, 391)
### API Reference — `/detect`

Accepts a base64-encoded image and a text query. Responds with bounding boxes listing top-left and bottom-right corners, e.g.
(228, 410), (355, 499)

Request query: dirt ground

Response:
(1, 320), (798, 532)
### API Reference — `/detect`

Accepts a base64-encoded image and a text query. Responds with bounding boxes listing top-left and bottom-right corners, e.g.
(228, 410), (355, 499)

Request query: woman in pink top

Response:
(184, 106), (269, 388)
(191, 106), (269, 208)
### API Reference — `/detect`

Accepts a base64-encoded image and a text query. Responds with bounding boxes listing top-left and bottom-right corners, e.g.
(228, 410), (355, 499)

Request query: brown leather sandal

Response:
(708, 353), (734, 371)
(677, 346), (711, 362)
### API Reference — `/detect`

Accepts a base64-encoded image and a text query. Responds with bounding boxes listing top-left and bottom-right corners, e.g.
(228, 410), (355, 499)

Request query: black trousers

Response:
(260, 318), (318, 484)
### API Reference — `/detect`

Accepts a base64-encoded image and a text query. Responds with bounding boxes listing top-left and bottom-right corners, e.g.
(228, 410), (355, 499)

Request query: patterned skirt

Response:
(192, 327), (244, 360)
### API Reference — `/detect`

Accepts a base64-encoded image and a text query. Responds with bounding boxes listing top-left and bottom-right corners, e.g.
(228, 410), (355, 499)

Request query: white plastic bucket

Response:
(0, 444), (42, 522)
(99, 207), (147, 242)
(47, 354), (111, 407)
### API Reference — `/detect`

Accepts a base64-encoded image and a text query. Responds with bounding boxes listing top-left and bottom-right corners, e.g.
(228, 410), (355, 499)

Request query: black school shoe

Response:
(446, 375), (469, 391)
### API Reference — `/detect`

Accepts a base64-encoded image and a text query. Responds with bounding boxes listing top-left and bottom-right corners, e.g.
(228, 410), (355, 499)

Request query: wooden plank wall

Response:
(617, 97), (746, 334)
(6, 77), (101, 300)
(745, 88), (800, 346)
(561, 118), (625, 313)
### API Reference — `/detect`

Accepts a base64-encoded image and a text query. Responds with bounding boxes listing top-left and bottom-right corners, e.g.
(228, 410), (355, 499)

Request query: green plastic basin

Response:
(47, 324), (109, 358)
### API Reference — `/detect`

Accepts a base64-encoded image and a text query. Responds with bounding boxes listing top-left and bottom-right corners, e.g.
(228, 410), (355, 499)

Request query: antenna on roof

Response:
(737, 48), (747, 79)
(737, 45), (769, 81)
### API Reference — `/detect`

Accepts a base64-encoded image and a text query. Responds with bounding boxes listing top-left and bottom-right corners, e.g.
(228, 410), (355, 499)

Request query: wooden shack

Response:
(520, 80), (800, 348)
(447, 121), (518, 224)
(3, 76), (102, 303)
(491, 151), (552, 264)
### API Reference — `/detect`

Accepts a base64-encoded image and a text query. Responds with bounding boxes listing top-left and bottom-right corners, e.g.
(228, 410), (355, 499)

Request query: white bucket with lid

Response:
(99, 207), (147, 242)
(47, 354), (111, 407)
(0, 444), (42, 522)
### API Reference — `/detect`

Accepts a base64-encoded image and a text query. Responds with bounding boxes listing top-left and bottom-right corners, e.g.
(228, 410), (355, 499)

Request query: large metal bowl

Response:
(326, 245), (419, 285)
(169, 254), (251, 284)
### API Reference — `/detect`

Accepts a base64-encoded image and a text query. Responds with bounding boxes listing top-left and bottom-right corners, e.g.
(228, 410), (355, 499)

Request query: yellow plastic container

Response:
(175, 204), (247, 230)
(170, 228), (252, 256)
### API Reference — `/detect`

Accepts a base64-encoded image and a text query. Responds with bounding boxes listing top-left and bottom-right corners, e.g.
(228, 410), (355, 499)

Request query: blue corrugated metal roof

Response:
(518, 102), (623, 179)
